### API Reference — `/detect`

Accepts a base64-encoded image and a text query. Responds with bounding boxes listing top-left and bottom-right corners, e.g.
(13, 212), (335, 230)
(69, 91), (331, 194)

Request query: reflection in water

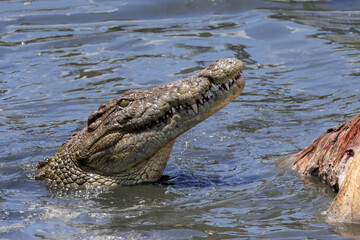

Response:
(1, 0), (360, 238)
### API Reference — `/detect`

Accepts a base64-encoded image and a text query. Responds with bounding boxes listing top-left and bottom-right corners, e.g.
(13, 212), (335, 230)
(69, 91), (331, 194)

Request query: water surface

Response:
(1, 0), (360, 239)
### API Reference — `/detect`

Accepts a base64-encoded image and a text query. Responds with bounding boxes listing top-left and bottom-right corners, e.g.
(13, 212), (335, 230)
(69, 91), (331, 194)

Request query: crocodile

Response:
(293, 113), (360, 223)
(35, 58), (245, 188)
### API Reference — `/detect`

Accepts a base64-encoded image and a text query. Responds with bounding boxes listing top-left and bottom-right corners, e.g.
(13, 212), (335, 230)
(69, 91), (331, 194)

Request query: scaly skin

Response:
(36, 58), (245, 187)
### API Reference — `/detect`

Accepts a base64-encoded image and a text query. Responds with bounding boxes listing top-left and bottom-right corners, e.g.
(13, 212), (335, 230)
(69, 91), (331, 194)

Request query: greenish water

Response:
(1, 0), (360, 239)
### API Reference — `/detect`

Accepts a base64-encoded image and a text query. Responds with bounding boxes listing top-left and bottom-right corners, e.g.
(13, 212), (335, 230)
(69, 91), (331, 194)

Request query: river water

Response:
(1, 0), (360, 239)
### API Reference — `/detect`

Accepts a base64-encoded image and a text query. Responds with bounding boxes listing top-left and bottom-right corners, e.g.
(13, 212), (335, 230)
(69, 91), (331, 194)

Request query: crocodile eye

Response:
(119, 99), (130, 108)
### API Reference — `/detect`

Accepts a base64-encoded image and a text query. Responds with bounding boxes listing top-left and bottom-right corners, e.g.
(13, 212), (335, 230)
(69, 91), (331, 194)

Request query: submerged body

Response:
(36, 58), (245, 187)
(293, 114), (360, 223)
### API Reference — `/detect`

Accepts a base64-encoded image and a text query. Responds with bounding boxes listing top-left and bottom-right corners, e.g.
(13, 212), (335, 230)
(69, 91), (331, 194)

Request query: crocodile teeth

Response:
(205, 91), (213, 99)
(191, 103), (198, 114)
(211, 83), (219, 92)
(168, 75), (238, 117)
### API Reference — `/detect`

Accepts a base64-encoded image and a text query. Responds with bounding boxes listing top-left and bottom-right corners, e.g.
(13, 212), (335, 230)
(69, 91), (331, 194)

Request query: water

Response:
(1, 0), (360, 239)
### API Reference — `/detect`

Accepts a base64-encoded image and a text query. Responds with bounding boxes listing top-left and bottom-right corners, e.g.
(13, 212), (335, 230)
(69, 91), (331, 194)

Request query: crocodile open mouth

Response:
(144, 71), (244, 129)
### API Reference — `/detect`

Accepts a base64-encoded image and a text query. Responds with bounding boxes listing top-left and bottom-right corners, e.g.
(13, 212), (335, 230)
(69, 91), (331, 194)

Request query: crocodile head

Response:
(36, 58), (245, 187)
